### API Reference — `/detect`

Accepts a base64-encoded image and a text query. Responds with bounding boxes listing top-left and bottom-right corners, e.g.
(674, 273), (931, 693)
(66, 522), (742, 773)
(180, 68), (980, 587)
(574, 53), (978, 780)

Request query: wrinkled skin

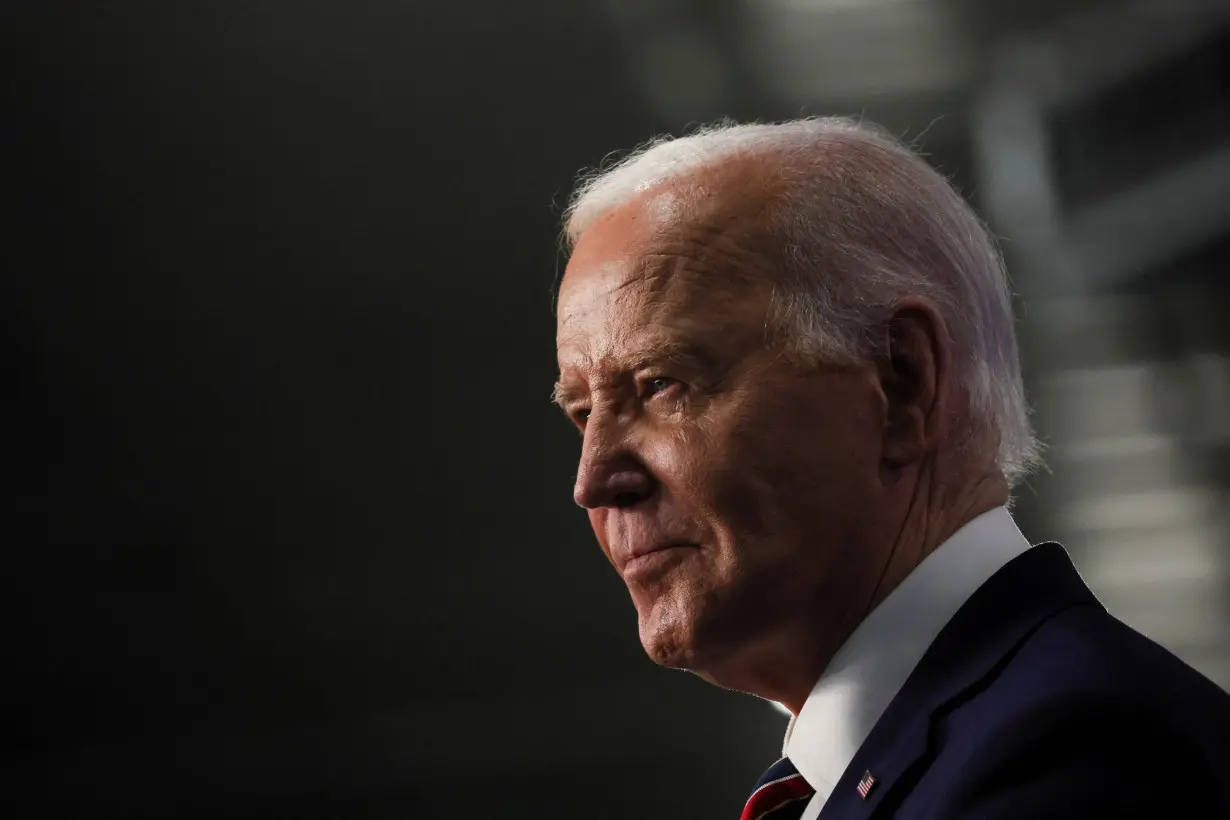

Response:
(553, 169), (1006, 710)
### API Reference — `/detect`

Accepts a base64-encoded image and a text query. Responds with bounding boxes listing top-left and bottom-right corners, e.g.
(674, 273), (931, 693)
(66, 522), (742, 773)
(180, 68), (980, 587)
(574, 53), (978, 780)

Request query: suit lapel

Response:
(816, 543), (1101, 818)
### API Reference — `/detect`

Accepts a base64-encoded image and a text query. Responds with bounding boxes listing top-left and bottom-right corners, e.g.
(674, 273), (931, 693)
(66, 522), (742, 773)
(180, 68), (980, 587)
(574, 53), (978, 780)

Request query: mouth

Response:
(621, 542), (697, 581)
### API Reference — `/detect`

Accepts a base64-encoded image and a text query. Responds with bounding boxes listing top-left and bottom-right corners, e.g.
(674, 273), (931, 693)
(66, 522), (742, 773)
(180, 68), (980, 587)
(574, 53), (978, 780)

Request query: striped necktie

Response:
(741, 757), (816, 820)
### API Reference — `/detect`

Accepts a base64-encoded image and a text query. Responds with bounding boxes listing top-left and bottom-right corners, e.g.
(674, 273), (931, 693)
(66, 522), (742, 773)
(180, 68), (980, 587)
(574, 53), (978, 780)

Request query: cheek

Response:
(635, 410), (783, 539)
(706, 433), (800, 539)
(636, 426), (710, 491)
(711, 383), (881, 535)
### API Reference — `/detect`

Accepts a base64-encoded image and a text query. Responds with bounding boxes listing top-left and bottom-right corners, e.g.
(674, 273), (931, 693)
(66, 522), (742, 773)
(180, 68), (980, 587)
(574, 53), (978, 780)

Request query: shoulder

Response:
(920, 689), (1224, 819)
(913, 605), (1230, 818)
(997, 600), (1230, 720)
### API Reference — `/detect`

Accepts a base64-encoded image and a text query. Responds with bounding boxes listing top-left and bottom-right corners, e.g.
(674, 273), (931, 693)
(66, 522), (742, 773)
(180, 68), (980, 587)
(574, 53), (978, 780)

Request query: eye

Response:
(570, 407), (591, 429)
(641, 376), (679, 399)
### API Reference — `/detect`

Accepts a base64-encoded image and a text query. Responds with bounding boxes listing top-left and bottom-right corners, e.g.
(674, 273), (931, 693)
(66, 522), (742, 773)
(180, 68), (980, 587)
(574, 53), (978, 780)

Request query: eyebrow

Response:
(629, 338), (718, 371)
(551, 380), (582, 409)
(551, 338), (718, 409)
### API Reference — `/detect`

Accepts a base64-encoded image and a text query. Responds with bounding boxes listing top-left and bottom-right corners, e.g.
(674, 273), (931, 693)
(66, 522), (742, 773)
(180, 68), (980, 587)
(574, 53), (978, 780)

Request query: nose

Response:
(572, 414), (656, 510)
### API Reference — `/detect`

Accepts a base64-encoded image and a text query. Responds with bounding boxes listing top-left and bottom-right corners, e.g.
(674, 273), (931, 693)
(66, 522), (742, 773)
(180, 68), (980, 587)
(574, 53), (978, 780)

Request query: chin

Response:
(637, 605), (704, 670)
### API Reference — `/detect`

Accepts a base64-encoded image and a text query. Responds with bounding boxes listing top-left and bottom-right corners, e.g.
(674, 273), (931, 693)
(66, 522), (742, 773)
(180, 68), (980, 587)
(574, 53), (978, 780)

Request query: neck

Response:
(862, 463), (1009, 625)
(775, 458), (1009, 714)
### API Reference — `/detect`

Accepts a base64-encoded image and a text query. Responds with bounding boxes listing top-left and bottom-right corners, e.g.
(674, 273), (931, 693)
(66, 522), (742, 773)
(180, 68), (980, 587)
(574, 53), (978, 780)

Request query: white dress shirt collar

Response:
(783, 506), (1033, 808)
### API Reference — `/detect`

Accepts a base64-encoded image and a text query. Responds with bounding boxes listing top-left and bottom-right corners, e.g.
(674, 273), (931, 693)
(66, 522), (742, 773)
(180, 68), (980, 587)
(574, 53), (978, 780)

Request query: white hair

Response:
(563, 117), (1041, 487)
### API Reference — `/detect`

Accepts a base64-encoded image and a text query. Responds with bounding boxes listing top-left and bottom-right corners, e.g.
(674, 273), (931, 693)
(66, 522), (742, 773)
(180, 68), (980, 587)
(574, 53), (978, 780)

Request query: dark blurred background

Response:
(7, 0), (1229, 817)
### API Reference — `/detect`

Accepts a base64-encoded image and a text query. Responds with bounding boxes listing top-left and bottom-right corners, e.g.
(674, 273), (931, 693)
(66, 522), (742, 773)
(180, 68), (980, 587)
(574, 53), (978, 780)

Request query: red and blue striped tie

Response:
(741, 757), (816, 820)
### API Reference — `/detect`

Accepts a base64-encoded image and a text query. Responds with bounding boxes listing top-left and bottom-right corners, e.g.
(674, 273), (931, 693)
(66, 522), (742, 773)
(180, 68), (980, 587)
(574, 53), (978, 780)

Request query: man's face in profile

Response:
(554, 183), (889, 685)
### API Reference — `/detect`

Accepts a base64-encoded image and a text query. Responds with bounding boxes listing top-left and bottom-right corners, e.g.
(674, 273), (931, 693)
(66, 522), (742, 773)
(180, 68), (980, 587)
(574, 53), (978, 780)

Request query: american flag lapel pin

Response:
(855, 770), (877, 800)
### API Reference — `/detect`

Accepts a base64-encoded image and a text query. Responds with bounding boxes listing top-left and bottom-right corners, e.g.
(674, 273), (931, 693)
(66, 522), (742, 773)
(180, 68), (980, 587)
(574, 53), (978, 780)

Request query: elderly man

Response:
(552, 118), (1230, 819)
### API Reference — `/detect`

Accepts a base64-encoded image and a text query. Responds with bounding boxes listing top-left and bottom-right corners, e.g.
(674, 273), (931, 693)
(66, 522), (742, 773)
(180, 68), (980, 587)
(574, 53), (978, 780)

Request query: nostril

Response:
(607, 469), (653, 508)
(575, 464), (655, 509)
(613, 490), (645, 508)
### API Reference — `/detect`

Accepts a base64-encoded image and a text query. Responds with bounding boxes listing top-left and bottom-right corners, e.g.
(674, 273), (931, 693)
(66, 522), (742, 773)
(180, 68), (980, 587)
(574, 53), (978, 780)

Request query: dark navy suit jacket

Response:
(818, 543), (1230, 819)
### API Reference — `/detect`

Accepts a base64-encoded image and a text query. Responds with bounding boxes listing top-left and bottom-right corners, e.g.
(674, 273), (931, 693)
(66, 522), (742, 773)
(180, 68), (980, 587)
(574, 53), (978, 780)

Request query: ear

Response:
(876, 298), (951, 469)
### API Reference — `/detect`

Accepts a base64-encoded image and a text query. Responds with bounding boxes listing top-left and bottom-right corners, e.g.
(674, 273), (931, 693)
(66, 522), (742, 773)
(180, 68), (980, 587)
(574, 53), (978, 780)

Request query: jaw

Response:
(633, 583), (764, 678)
(680, 623), (830, 712)
(632, 571), (839, 710)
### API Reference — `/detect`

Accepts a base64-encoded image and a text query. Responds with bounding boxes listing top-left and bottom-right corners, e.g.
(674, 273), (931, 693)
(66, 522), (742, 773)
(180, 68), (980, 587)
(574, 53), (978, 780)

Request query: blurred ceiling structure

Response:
(973, 1), (1230, 688)
(601, 0), (1111, 142)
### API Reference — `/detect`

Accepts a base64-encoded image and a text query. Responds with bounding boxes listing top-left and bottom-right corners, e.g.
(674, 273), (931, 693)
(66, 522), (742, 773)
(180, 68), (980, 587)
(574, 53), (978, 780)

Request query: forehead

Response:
(556, 185), (775, 373)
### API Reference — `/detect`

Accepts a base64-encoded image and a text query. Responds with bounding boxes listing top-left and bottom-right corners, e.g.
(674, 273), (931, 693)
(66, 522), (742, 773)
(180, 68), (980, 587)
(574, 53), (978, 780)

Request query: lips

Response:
(620, 541), (696, 579)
